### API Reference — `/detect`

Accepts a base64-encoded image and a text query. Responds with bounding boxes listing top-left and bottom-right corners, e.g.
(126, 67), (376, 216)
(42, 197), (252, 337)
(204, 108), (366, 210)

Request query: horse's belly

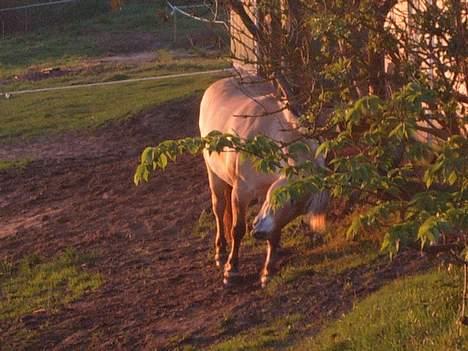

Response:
(203, 150), (277, 199)
(203, 150), (236, 185)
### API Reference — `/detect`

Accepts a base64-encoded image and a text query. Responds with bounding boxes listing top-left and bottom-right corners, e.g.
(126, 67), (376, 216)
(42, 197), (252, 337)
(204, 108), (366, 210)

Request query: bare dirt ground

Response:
(0, 95), (431, 350)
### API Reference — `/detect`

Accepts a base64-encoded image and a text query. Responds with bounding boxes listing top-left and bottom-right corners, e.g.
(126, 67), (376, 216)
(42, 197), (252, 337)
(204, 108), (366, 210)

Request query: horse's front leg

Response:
(223, 186), (250, 286)
(206, 166), (231, 268)
(260, 232), (281, 288)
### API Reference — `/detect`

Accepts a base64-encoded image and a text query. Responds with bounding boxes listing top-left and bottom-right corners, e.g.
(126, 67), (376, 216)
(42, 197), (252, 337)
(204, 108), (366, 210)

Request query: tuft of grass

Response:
(0, 248), (103, 321)
(295, 269), (467, 351)
(193, 209), (216, 239)
(265, 239), (378, 297)
(0, 74), (219, 140)
(156, 49), (175, 65)
(210, 314), (302, 351)
(0, 159), (31, 170)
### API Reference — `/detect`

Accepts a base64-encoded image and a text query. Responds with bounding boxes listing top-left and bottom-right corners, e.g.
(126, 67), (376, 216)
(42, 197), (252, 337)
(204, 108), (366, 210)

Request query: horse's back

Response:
(199, 77), (293, 192)
(199, 77), (289, 138)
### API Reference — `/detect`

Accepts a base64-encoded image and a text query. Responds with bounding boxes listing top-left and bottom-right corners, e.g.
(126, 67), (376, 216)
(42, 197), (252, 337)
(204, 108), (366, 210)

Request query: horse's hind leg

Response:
(206, 166), (231, 268)
(223, 187), (232, 246)
(224, 184), (252, 286)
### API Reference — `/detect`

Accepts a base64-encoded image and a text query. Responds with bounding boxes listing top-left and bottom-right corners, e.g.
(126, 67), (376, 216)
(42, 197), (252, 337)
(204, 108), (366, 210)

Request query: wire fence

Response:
(166, 0), (228, 43)
(0, 68), (233, 98)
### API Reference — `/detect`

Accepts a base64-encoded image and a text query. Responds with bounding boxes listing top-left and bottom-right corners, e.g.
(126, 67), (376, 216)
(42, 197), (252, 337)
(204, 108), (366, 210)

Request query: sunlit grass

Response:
(210, 314), (302, 351)
(0, 159), (31, 170)
(296, 269), (467, 351)
(1, 56), (228, 93)
(0, 74), (221, 140)
(0, 248), (103, 321)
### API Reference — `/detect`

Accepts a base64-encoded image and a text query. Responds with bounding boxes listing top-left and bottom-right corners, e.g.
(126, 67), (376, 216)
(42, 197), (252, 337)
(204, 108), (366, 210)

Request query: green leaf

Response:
(140, 147), (154, 164)
(159, 153), (168, 170)
(288, 141), (311, 158)
(346, 215), (361, 239)
(417, 217), (442, 248)
(133, 164), (144, 186)
(447, 171), (457, 185)
(315, 141), (329, 158)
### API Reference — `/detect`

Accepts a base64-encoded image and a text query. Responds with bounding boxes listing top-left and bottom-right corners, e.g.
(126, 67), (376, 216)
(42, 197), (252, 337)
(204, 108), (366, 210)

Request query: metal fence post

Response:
(173, 11), (177, 43)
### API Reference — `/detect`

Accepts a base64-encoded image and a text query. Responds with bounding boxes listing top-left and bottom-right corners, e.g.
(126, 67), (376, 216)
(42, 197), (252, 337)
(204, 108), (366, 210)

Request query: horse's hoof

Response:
(260, 275), (269, 288)
(223, 270), (241, 286)
(215, 253), (226, 268)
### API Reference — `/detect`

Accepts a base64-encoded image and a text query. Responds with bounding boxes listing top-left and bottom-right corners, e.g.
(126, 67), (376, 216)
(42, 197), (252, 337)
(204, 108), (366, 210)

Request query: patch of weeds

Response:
(167, 332), (194, 350)
(266, 235), (378, 296)
(219, 311), (235, 332)
(193, 209), (215, 239)
(177, 346), (199, 351)
(311, 249), (378, 275)
(210, 314), (302, 351)
(0, 159), (31, 171)
(156, 49), (175, 64)
(265, 264), (316, 297)
(281, 216), (323, 250)
(103, 73), (130, 82)
(295, 268), (467, 351)
(0, 248), (103, 321)
(0, 257), (14, 277)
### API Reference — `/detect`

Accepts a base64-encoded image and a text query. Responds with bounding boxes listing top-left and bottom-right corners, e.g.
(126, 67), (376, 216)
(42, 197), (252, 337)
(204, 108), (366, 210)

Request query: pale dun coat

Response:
(199, 77), (328, 287)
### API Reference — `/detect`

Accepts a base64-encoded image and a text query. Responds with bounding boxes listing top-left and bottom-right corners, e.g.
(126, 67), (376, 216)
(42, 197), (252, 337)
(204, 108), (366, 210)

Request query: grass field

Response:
(0, 249), (102, 321)
(0, 74), (220, 140)
(0, 2), (227, 79)
(0, 1), (228, 142)
(0, 250), (102, 349)
(208, 268), (466, 351)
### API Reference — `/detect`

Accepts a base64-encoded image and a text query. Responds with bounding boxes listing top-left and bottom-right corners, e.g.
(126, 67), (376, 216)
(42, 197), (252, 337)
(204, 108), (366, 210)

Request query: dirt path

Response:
(0, 95), (431, 350)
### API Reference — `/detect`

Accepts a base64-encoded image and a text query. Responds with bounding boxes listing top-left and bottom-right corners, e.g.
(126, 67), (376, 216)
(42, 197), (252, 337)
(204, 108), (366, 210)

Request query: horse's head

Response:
(251, 177), (329, 240)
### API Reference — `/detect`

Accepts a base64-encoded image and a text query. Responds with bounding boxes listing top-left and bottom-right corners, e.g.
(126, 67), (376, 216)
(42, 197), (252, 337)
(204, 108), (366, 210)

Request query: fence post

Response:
(173, 11), (177, 43)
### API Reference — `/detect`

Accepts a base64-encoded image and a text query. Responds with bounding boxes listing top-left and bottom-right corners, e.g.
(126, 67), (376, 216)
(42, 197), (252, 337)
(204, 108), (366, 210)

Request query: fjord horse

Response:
(199, 77), (328, 287)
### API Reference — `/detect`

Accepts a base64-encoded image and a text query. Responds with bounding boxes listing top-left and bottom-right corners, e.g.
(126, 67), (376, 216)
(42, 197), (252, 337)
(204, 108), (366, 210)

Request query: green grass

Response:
(296, 269), (467, 351)
(0, 248), (103, 321)
(0, 2), (227, 79)
(0, 159), (31, 170)
(193, 209), (216, 240)
(210, 314), (302, 351)
(0, 3), (159, 77)
(207, 265), (466, 351)
(0, 74), (220, 140)
(1, 56), (228, 93)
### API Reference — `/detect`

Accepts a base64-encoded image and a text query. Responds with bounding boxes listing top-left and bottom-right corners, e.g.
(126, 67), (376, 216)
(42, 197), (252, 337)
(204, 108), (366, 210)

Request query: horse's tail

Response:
(306, 191), (329, 233)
